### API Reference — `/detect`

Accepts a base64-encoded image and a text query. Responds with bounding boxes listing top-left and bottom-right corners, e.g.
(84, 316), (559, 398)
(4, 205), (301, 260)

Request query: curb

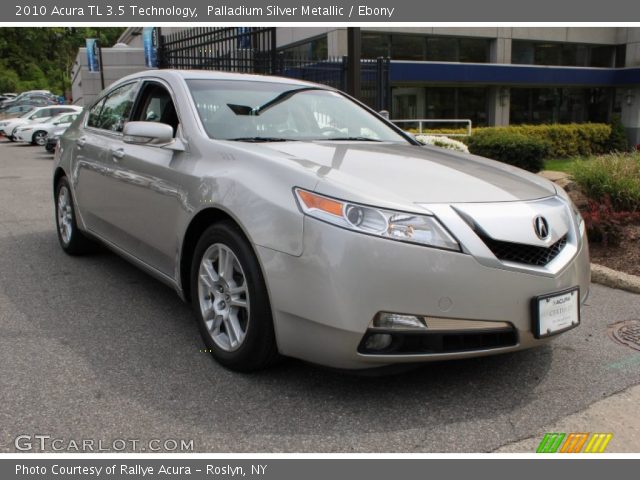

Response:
(591, 263), (640, 294)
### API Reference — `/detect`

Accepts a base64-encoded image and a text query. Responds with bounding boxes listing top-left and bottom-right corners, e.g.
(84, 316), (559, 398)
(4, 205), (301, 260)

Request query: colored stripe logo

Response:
(536, 433), (613, 453)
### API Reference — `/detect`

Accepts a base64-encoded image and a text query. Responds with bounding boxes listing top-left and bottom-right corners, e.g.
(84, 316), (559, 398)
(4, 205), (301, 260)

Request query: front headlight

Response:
(555, 186), (585, 237)
(294, 188), (461, 251)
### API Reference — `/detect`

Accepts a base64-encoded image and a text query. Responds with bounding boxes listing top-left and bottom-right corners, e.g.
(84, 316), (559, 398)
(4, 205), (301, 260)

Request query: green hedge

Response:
(471, 123), (613, 158)
(466, 130), (549, 172)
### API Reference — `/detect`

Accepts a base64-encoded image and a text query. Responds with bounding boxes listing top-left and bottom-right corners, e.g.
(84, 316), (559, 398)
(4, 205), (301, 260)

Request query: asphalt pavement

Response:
(0, 138), (639, 453)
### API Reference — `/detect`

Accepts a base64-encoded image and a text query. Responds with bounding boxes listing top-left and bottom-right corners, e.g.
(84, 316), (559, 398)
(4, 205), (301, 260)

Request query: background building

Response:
(70, 43), (145, 107)
(274, 27), (640, 145)
(89, 27), (640, 146)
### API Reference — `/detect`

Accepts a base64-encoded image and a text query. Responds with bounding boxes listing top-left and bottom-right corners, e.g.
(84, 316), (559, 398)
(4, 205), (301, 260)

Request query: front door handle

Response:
(111, 148), (125, 160)
(76, 136), (86, 148)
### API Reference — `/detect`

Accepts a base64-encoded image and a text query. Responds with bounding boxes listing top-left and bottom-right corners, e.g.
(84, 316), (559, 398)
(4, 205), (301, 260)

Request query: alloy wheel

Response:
(197, 243), (250, 352)
(34, 132), (47, 146)
(57, 185), (73, 245)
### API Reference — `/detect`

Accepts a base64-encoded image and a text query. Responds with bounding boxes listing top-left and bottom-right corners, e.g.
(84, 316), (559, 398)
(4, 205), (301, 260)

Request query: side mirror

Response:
(123, 121), (175, 147)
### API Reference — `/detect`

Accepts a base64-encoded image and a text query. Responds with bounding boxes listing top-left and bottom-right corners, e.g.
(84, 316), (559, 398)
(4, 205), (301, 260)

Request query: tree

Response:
(0, 28), (125, 95)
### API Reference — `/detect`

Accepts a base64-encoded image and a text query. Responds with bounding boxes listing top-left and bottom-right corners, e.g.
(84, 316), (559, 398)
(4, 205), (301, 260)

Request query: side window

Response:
(87, 99), (106, 128)
(131, 83), (179, 136)
(31, 110), (49, 119)
(93, 82), (138, 133)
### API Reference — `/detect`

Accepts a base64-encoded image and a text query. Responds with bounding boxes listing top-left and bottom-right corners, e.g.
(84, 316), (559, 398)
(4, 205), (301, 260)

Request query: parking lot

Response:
(1, 138), (639, 453)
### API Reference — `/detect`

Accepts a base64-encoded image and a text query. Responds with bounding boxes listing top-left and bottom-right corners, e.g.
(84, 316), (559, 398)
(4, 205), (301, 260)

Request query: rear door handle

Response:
(111, 148), (125, 160)
(76, 136), (86, 148)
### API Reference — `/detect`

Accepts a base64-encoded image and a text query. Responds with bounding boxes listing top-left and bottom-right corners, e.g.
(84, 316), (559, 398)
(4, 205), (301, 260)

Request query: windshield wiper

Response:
(227, 87), (323, 116)
(320, 137), (383, 142)
(228, 137), (297, 142)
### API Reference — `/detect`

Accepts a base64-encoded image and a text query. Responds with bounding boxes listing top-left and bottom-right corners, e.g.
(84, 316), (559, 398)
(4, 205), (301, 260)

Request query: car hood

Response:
(5, 118), (29, 127)
(0, 116), (22, 125)
(251, 141), (555, 204)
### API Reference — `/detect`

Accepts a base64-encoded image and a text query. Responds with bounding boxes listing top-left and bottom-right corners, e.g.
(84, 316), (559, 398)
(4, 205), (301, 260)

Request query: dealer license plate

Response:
(532, 288), (580, 339)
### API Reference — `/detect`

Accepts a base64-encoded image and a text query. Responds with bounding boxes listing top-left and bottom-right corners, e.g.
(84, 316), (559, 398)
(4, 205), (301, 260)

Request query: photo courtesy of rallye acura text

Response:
(53, 70), (590, 371)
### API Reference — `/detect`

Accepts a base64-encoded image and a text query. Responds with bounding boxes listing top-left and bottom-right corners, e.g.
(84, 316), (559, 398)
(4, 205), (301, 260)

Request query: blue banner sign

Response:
(85, 38), (100, 72)
(143, 27), (158, 68)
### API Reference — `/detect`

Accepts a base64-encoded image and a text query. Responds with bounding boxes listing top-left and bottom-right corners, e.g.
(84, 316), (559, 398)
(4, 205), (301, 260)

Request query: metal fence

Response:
(158, 27), (277, 74)
(157, 27), (391, 111)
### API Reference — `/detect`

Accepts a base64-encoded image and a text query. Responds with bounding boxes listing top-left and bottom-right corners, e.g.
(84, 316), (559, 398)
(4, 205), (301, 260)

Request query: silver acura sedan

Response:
(53, 70), (590, 371)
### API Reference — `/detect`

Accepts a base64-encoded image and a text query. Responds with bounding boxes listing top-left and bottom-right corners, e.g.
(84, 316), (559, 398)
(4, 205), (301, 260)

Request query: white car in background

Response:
(0, 105), (81, 141)
(14, 111), (81, 146)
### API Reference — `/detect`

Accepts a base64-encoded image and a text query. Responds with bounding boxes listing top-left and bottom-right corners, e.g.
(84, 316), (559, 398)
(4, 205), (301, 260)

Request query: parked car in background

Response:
(53, 70), (590, 371)
(0, 105), (81, 140)
(2, 90), (51, 103)
(1, 94), (56, 110)
(15, 111), (81, 145)
(0, 104), (35, 121)
(1, 90), (58, 110)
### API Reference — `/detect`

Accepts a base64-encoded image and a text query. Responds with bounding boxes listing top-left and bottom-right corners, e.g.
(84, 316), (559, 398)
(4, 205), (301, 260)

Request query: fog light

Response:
(374, 312), (427, 329)
(364, 333), (393, 351)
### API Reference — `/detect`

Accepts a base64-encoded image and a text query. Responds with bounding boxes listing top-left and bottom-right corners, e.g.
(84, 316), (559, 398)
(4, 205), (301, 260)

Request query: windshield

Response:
(20, 109), (36, 118)
(187, 79), (408, 143)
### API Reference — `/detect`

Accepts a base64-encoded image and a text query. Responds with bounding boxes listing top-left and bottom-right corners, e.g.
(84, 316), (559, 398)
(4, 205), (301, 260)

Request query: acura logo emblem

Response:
(534, 216), (550, 240)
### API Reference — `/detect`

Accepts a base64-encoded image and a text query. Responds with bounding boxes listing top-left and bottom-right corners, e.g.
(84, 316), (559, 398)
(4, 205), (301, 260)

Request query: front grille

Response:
(479, 233), (567, 267)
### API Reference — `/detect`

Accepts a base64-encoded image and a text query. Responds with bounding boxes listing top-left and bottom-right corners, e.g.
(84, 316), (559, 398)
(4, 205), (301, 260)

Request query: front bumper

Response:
(45, 137), (58, 151)
(14, 129), (31, 142)
(257, 215), (590, 369)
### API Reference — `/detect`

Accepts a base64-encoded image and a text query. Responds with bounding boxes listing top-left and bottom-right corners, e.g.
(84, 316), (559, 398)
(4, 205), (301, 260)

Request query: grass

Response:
(571, 152), (640, 211)
(543, 156), (592, 173)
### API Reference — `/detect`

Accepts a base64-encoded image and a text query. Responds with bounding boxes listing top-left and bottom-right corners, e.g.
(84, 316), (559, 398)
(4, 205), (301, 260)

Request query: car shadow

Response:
(0, 230), (551, 445)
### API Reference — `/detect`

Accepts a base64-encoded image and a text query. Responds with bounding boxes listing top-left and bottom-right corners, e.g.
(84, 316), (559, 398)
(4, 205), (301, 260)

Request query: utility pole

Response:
(346, 27), (361, 100)
(96, 39), (105, 91)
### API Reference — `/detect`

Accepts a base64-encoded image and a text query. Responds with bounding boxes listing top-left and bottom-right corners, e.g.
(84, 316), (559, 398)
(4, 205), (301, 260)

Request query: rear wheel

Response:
(32, 130), (47, 146)
(190, 221), (279, 371)
(55, 177), (95, 255)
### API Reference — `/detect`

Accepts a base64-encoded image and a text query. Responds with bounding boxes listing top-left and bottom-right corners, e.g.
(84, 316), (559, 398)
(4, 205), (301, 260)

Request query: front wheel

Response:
(190, 222), (279, 371)
(32, 131), (47, 146)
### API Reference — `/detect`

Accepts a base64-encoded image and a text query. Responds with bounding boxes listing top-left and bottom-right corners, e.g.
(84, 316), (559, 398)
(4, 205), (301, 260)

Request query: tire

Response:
(54, 177), (95, 255)
(32, 130), (47, 146)
(191, 221), (279, 371)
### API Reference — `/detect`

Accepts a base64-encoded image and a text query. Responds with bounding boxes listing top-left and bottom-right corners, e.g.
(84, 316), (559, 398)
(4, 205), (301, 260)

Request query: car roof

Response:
(118, 69), (331, 90)
(30, 105), (81, 112)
